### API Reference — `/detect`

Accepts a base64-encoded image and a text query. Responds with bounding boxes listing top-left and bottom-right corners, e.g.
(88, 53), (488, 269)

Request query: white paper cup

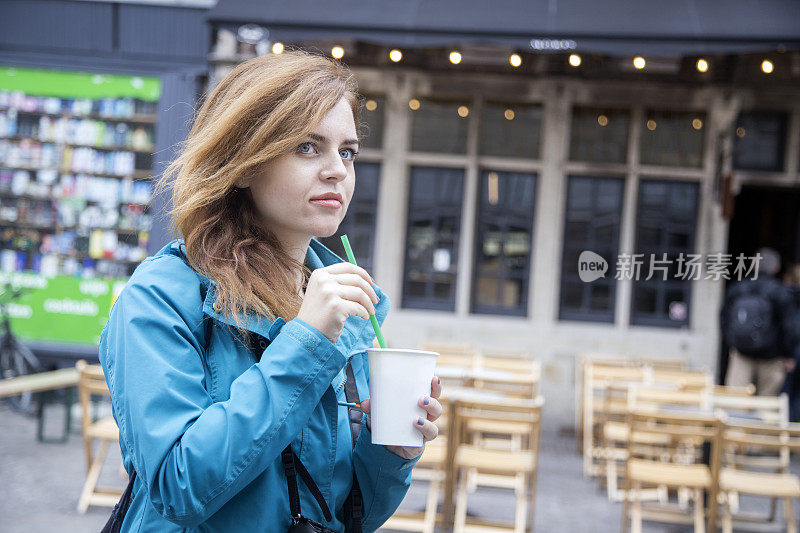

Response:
(367, 348), (439, 446)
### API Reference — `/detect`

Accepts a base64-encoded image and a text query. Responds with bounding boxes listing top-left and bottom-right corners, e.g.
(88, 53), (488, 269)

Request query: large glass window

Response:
(318, 162), (380, 272)
(358, 95), (385, 150)
(569, 107), (630, 164)
(402, 166), (464, 310)
(410, 98), (469, 154)
(640, 110), (705, 167)
(479, 103), (542, 159)
(559, 176), (624, 323)
(471, 170), (536, 316)
(733, 111), (788, 172)
(630, 180), (699, 328)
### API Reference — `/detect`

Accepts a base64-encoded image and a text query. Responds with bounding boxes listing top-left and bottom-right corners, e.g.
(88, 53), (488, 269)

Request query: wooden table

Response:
(0, 368), (80, 443)
(0, 367), (79, 398)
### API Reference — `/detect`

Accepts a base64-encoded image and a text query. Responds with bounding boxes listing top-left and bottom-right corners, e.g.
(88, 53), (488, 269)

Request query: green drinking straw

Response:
(340, 234), (387, 348)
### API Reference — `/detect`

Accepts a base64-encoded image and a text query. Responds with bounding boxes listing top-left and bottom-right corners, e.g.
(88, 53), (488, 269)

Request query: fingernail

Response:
(423, 396), (430, 405)
(417, 417), (425, 426)
(437, 377), (441, 385)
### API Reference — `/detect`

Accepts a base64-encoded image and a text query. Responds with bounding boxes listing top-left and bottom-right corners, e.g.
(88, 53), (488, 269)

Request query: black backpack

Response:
(724, 287), (779, 357)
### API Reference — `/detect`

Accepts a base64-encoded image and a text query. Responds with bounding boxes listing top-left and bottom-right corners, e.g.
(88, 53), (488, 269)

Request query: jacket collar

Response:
(159, 239), (389, 356)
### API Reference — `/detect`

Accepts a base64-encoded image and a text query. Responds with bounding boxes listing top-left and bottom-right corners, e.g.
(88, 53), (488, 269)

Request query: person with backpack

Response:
(99, 51), (443, 532)
(721, 247), (799, 395)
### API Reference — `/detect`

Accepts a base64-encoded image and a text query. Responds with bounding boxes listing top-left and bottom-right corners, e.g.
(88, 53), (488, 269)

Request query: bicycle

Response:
(0, 282), (43, 414)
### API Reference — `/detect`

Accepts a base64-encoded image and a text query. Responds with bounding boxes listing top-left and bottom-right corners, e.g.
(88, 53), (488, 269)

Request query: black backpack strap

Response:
(100, 469), (137, 533)
(282, 444), (333, 522)
(344, 363), (363, 533)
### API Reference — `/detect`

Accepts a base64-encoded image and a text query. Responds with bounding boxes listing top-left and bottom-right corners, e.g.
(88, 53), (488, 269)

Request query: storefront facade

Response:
(206, 1), (800, 428)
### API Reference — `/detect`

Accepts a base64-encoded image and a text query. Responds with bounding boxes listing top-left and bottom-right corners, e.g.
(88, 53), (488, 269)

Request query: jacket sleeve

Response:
(100, 258), (347, 528)
(352, 420), (420, 531)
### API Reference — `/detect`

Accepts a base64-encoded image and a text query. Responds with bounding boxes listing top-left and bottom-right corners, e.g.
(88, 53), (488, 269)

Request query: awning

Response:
(207, 0), (800, 57)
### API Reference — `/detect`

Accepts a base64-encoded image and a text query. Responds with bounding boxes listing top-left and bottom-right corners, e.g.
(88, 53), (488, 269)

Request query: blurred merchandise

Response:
(0, 67), (160, 279)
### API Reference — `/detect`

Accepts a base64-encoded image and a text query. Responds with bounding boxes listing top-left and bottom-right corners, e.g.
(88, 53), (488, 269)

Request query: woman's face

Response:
(247, 97), (358, 247)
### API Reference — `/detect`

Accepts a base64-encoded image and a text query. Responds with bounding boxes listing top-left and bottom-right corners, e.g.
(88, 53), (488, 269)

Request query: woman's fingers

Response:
(336, 284), (376, 316)
(419, 395), (443, 421)
(325, 261), (373, 285)
(414, 416), (439, 442)
(334, 273), (379, 305)
(359, 398), (371, 414)
(430, 376), (442, 399)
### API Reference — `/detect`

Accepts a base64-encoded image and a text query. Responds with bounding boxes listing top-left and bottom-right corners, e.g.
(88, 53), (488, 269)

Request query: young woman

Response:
(100, 50), (442, 532)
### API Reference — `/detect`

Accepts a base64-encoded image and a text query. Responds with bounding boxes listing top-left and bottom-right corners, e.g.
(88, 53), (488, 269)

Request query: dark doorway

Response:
(719, 185), (800, 382)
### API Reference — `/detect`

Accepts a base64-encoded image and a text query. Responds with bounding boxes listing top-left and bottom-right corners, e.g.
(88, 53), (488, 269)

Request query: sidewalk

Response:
(1, 400), (773, 532)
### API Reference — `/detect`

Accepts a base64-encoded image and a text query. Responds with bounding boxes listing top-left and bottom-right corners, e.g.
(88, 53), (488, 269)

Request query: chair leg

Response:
(514, 474), (528, 533)
(784, 498), (796, 533)
(693, 488), (705, 533)
(631, 482), (643, 533)
(422, 470), (443, 533)
(720, 492), (733, 533)
(77, 439), (109, 514)
(453, 469), (469, 533)
(607, 458), (619, 501)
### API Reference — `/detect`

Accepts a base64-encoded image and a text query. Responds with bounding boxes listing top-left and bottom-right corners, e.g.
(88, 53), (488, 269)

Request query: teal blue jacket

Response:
(99, 239), (418, 532)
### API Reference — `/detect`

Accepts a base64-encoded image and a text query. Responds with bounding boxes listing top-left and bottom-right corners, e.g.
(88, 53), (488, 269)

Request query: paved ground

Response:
(0, 399), (785, 532)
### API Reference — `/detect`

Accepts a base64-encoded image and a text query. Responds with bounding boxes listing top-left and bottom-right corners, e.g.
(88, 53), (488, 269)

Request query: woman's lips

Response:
(310, 199), (343, 209)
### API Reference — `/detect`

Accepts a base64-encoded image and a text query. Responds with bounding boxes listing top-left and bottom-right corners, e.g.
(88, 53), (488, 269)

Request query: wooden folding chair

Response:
(75, 360), (125, 514)
(582, 362), (647, 477)
(621, 410), (721, 533)
(383, 439), (447, 533)
(713, 393), (791, 528)
(452, 396), (544, 533)
(473, 353), (540, 400)
(717, 420), (800, 533)
(603, 385), (711, 502)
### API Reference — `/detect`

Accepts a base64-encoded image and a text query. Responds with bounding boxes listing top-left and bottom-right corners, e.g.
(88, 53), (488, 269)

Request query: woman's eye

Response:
(298, 142), (315, 154)
(340, 148), (359, 161)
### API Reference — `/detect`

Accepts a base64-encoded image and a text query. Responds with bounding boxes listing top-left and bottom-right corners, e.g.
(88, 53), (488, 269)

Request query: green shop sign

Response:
(0, 272), (126, 346)
(0, 66), (161, 101)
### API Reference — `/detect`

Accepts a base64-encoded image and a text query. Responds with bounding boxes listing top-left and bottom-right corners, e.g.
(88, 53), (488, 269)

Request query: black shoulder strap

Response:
(282, 445), (333, 522)
(343, 363), (363, 533)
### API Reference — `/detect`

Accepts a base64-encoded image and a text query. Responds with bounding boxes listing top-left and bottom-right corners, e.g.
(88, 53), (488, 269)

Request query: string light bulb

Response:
(271, 42), (284, 55)
(389, 49), (402, 62)
(696, 58), (708, 72)
(633, 56), (646, 69)
(449, 51), (462, 64)
(761, 60), (774, 74)
(569, 54), (582, 67)
(509, 54), (522, 67)
(331, 46), (344, 59)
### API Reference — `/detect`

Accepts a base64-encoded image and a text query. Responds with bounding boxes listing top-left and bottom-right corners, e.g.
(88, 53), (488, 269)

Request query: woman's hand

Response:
(360, 376), (443, 460)
(297, 262), (379, 343)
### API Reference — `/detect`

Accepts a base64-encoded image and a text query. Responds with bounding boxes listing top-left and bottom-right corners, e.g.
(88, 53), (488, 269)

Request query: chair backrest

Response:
(721, 420), (800, 452)
(650, 368), (713, 391)
(75, 360), (111, 433)
(713, 384), (756, 398)
(419, 341), (473, 356)
(454, 396), (545, 449)
(712, 392), (789, 425)
(627, 409), (722, 477)
(719, 419), (800, 474)
(628, 384), (712, 413)
(474, 354), (541, 398)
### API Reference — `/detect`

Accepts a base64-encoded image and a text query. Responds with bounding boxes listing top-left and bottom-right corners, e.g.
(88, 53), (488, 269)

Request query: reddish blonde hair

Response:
(157, 50), (360, 331)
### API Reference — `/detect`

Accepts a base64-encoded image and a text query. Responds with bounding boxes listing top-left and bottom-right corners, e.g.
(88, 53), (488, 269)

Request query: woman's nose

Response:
(321, 151), (348, 182)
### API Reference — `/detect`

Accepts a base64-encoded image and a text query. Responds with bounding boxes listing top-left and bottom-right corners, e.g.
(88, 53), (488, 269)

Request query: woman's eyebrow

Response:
(307, 132), (359, 147)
